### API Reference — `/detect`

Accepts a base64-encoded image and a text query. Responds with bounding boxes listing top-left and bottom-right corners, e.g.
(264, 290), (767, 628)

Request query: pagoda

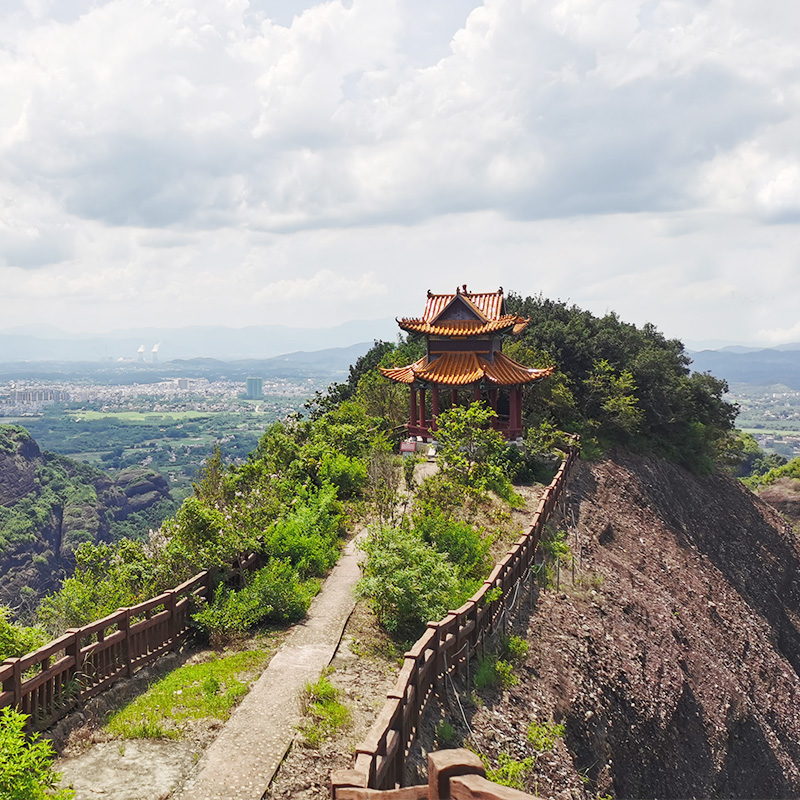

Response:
(380, 286), (552, 440)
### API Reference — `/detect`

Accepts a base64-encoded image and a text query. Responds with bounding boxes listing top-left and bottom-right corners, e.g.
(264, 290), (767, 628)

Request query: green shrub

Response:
(414, 509), (491, 580)
(266, 484), (342, 578)
(505, 635), (529, 663)
(319, 452), (367, 499)
(0, 706), (73, 799)
(0, 607), (47, 662)
(474, 636), (527, 690)
(193, 560), (316, 642)
(357, 525), (461, 638)
(434, 719), (456, 746)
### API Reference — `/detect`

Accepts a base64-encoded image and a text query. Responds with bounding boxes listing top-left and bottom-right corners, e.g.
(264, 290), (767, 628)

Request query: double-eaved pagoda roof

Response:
(380, 286), (553, 388)
(397, 287), (529, 338)
(380, 351), (553, 386)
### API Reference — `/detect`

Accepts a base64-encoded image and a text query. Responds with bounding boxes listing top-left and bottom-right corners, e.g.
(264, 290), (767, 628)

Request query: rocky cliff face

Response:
(455, 452), (800, 799)
(0, 426), (174, 613)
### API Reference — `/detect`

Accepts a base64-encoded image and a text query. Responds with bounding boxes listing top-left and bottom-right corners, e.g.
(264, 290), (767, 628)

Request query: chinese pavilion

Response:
(380, 286), (552, 440)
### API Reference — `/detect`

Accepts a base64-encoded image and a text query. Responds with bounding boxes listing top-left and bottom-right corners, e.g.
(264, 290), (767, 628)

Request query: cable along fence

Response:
(332, 445), (579, 796)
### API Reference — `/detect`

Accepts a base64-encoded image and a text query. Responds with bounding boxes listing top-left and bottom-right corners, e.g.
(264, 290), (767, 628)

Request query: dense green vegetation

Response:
(357, 403), (520, 639)
(502, 293), (738, 470)
(0, 707), (72, 799)
(32, 402), (390, 641)
(21, 410), (269, 498)
(741, 454), (800, 491)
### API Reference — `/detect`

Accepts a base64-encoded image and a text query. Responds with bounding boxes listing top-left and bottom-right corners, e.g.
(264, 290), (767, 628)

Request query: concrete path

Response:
(173, 534), (364, 800)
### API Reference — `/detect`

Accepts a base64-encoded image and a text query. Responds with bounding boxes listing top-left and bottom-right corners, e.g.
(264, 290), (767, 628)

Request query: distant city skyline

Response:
(1, 1), (799, 347)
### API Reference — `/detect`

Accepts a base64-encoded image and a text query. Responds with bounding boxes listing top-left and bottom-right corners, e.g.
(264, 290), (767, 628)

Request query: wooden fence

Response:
(0, 571), (210, 730)
(334, 748), (543, 799)
(332, 445), (579, 796)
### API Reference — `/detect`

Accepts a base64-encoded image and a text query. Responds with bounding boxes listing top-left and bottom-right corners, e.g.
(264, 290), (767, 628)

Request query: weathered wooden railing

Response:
(332, 445), (579, 796)
(0, 571), (210, 730)
(335, 747), (543, 799)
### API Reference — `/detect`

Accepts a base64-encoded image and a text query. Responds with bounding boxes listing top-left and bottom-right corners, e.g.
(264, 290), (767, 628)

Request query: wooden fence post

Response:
(166, 589), (178, 645)
(8, 658), (22, 712)
(119, 610), (133, 678)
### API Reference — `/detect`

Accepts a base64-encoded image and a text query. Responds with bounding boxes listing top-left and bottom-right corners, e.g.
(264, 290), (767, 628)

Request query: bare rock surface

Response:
(58, 740), (199, 800)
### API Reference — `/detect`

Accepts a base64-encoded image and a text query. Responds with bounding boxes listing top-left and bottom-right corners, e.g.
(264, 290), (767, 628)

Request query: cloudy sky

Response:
(1, 0), (799, 347)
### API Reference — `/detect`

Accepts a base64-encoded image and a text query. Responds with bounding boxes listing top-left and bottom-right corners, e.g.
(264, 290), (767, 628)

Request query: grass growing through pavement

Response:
(298, 670), (351, 747)
(106, 649), (271, 739)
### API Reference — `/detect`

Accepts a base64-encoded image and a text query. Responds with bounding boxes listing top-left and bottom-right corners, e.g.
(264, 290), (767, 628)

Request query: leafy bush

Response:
(0, 707), (73, 800)
(265, 483), (342, 578)
(0, 606), (47, 662)
(37, 540), (158, 634)
(435, 403), (514, 498)
(357, 526), (462, 638)
(193, 560), (317, 643)
(414, 509), (491, 581)
(319, 452), (368, 500)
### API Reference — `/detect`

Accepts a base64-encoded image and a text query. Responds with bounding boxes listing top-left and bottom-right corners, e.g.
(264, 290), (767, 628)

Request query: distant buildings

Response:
(10, 388), (69, 403)
(245, 377), (263, 399)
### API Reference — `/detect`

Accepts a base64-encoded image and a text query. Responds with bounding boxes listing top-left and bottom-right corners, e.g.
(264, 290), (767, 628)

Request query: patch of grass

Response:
(106, 649), (270, 739)
(435, 719), (456, 747)
(527, 719), (565, 752)
(298, 670), (351, 747)
(474, 635), (527, 690)
(485, 752), (535, 790)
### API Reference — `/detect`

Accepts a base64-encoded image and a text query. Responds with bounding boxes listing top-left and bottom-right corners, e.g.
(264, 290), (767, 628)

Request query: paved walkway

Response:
(174, 534), (364, 800)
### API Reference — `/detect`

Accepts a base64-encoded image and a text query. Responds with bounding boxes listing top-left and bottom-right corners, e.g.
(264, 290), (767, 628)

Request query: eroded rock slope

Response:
(466, 452), (800, 799)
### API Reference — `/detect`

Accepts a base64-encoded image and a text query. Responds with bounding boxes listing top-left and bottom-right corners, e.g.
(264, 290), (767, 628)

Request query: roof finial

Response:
(499, 286), (503, 294)
(462, 284), (468, 294)
(455, 285), (460, 294)
(427, 289), (432, 297)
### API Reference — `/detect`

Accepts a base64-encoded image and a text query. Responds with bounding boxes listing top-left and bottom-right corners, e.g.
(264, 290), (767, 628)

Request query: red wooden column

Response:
(451, 388), (458, 408)
(418, 387), (427, 434)
(431, 385), (440, 430)
(489, 388), (498, 429)
(473, 384), (481, 403)
(509, 385), (518, 437)
(516, 386), (524, 432)
(410, 386), (418, 427)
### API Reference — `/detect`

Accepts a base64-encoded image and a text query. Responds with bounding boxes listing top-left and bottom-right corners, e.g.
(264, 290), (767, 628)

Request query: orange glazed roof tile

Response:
(422, 289), (506, 321)
(398, 317), (525, 337)
(379, 353), (553, 387)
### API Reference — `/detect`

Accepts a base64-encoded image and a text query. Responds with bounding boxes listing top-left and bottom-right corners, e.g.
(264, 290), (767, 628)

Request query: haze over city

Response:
(1, 0), (799, 349)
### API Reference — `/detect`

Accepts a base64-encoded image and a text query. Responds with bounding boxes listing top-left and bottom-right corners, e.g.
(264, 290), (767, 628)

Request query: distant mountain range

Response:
(0, 319), (398, 362)
(5, 321), (800, 390)
(688, 345), (800, 389)
(0, 342), (375, 384)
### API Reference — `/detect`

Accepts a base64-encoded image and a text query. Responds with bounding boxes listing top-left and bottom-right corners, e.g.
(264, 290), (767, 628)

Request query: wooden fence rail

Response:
(332, 445), (579, 797)
(0, 570), (210, 730)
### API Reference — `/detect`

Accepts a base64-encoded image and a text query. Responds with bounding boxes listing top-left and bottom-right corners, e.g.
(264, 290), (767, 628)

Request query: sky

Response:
(1, 0), (799, 349)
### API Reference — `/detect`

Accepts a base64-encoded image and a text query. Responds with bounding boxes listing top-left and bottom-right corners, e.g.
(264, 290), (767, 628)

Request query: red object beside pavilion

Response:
(379, 286), (553, 440)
